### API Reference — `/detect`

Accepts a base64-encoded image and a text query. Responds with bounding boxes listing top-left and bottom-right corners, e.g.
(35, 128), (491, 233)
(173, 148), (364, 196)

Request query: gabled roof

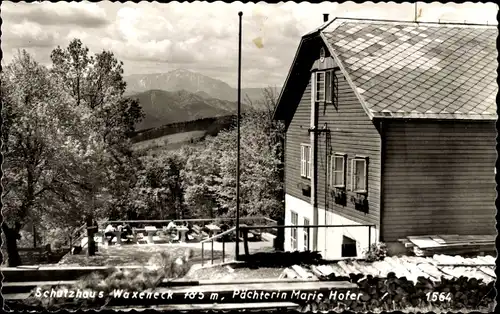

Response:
(324, 18), (498, 120)
(274, 18), (498, 121)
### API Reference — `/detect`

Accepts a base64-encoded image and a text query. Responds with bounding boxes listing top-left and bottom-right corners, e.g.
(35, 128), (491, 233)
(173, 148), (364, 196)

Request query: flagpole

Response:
(235, 11), (242, 260)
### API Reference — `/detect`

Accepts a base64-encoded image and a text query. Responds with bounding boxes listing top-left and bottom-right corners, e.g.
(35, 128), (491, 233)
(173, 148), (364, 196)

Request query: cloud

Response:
(417, 3), (498, 23)
(3, 2), (110, 28)
(101, 37), (201, 65)
(1, 1), (497, 88)
(2, 21), (59, 48)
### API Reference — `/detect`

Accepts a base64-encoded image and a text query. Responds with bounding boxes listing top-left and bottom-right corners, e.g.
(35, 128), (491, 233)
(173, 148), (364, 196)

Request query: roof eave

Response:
(273, 18), (343, 121)
(273, 32), (319, 121)
(372, 114), (498, 121)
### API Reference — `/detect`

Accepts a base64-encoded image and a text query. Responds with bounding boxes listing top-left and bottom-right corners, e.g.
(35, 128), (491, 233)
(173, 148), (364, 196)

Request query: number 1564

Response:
(426, 292), (452, 302)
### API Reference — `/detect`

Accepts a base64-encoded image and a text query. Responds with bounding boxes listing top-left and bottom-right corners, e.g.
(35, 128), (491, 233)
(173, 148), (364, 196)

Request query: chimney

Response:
(323, 14), (329, 23)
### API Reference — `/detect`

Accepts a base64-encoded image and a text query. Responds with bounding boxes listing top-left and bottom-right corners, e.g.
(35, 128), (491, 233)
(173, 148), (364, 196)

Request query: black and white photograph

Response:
(1, 1), (498, 312)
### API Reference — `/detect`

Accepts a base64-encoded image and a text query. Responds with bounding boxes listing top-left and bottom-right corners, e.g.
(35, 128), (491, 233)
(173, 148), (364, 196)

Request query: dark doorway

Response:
(341, 235), (357, 257)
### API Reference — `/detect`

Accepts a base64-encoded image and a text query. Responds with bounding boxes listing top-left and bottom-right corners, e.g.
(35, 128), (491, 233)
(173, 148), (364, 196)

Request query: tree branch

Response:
(33, 186), (50, 198)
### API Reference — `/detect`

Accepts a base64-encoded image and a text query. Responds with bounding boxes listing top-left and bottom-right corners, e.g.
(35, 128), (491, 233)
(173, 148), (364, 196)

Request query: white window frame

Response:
(315, 70), (335, 103)
(330, 153), (347, 188)
(350, 157), (368, 193)
(303, 218), (310, 251)
(290, 211), (298, 250)
(325, 70), (333, 104)
(315, 72), (326, 102)
(300, 144), (312, 179)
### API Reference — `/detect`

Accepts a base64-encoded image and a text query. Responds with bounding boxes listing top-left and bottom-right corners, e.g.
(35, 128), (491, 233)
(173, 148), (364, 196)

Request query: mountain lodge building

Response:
(272, 17), (497, 259)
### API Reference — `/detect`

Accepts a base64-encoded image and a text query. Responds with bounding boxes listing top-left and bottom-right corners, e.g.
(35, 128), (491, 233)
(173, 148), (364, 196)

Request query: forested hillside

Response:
(1, 38), (284, 267)
(129, 89), (250, 130)
(124, 69), (274, 104)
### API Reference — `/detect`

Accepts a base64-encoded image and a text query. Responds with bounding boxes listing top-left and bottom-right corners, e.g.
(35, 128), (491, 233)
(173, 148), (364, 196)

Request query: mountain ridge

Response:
(124, 69), (278, 103)
(129, 89), (253, 131)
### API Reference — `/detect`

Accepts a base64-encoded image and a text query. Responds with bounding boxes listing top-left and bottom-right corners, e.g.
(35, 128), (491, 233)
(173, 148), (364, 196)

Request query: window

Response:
(300, 144), (312, 179)
(325, 71), (332, 102)
(303, 218), (310, 251)
(350, 157), (368, 193)
(290, 211), (298, 250)
(315, 72), (325, 102)
(330, 153), (347, 188)
(315, 70), (336, 104)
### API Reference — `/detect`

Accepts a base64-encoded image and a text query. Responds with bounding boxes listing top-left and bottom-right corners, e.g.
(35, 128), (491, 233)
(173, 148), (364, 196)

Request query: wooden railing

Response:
(68, 216), (278, 257)
(104, 217), (277, 227)
(200, 227), (236, 266)
(69, 220), (107, 250)
(69, 224), (87, 249)
(239, 224), (377, 258)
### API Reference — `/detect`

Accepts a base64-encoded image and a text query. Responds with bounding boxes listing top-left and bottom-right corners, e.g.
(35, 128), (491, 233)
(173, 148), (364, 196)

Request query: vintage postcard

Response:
(1, 1), (497, 312)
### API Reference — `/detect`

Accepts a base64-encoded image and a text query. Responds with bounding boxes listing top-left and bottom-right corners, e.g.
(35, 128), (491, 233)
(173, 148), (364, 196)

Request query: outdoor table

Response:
(132, 228), (141, 242)
(99, 229), (122, 245)
(114, 230), (122, 245)
(239, 224), (248, 236)
(205, 224), (221, 238)
(144, 226), (157, 244)
(176, 226), (189, 243)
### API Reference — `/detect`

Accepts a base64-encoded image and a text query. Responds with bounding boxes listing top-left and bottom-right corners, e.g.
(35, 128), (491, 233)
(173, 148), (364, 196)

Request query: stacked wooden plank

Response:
(280, 265), (317, 280)
(431, 254), (496, 284)
(305, 254), (496, 311)
(399, 235), (495, 256)
(307, 254), (496, 283)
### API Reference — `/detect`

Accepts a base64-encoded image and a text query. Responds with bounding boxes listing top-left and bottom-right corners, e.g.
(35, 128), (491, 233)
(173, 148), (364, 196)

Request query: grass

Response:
(132, 130), (206, 151)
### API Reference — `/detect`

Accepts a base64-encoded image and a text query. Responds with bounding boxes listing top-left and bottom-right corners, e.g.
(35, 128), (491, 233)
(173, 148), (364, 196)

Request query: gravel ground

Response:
(58, 244), (227, 266)
(184, 264), (284, 280)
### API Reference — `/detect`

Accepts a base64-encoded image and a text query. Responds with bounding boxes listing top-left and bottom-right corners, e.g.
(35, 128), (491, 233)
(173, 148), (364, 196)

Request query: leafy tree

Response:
(1, 50), (104, 265)
(50, 39), (144, 221)
(129, 152), (187, 220)
(1, 39), (144, 265)
(182, 87), (285, 221)
(180, 146), (212, 218)
(50, 39), (142, 139)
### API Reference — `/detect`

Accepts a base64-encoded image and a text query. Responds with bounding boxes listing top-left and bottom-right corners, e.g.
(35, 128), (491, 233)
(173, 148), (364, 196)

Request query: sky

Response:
(1, 1), (498, 88)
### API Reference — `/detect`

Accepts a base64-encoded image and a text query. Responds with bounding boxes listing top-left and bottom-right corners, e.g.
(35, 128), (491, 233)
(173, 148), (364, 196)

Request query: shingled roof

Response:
(321, 19), (498, 120)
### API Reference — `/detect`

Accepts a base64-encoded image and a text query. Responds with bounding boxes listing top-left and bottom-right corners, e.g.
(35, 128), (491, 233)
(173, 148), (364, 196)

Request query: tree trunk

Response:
(86, 216), (96, 256)
(2, 222), (22, 267)
(32, 222), (37, 248)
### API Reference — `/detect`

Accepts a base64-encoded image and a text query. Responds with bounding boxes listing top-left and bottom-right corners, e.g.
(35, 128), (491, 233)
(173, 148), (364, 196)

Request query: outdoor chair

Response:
(162, 226), (179, 243)
(171, 232), (180, 242)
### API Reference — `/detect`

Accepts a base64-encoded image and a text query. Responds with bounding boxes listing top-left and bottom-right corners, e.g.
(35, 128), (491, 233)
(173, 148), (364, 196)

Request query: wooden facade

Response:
(315, 67), (381, 228)
(380, 120), (496, 242)
(284, 79), (313, 205)
(284, 62), (496, 244)
(275, 20), (497, 255)
(285, 45), (382, 225)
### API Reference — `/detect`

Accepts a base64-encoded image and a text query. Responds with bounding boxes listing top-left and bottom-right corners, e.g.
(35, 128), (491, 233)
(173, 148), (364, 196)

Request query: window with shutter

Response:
(315, 70), (335, 104)
(315, 72), (325, 102)
(330, 153), (347, 188)
(290, 211), (298, 250)
(300, 144), (311, 179)
(307, 146), (312, 179)
(351, 157), (368, 193)
(333, 71), (338, 110)
(326, 71), (332, 103)
(300, 145), (306, 177)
